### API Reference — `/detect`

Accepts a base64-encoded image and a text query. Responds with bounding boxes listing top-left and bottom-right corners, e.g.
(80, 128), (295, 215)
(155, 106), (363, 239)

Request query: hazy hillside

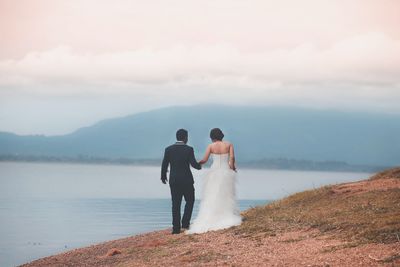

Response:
(1, 105), (400, 166)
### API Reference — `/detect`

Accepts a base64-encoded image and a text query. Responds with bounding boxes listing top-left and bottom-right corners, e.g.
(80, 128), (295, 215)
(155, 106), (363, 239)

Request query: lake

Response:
(0, 162), (371, 266)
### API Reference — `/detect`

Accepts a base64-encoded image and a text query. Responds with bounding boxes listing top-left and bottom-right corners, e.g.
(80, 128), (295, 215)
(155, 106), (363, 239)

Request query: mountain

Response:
(1, 105), (400, 166)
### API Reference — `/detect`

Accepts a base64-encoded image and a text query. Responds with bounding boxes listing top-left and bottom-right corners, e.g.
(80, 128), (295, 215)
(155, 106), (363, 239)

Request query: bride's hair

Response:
(210, 128), (224, 141)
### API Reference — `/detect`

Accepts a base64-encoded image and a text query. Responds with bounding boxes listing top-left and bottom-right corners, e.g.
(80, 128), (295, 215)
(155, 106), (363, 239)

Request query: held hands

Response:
(229, 163), (237, 172)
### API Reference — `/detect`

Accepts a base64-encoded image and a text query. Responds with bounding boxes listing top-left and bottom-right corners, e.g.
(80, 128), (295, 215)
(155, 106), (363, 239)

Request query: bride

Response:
(186, 128), (242, 234)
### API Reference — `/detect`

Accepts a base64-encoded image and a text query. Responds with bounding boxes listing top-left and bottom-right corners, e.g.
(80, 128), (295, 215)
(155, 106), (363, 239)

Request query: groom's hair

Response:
(176, 129), (188, 141)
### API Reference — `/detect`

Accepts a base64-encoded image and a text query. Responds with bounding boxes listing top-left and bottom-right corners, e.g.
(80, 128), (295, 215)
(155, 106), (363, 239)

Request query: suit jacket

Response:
(161, 142), (201, 185)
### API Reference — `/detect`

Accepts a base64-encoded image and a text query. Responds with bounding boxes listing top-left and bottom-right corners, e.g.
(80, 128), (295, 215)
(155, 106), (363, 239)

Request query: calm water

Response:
(0, 162), (371, 267)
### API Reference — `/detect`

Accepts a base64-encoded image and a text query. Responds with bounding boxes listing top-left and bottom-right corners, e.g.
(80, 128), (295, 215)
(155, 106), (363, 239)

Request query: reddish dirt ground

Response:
(21, 227), (400, 267)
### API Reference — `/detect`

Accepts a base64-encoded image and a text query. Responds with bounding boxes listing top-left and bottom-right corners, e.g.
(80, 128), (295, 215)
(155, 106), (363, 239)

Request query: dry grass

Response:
(369, 167), (400, 180)
(237, 168), (400, 245)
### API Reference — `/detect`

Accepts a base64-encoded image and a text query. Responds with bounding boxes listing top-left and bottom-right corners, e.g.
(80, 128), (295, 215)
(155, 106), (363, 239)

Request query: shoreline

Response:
(0, 159), (385, 173)
(20, 170), (400, 266)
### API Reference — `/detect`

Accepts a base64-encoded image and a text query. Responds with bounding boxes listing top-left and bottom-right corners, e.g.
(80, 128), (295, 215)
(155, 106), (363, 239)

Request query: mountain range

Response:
(1, 105), (400, 166)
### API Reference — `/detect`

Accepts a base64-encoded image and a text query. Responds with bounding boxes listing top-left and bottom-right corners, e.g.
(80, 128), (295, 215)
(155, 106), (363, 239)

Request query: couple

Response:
(161, 128), (241, 235)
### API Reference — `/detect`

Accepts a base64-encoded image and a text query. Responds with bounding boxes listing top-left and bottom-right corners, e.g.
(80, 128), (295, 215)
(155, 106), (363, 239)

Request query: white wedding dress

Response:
(186, 153), (241, 234)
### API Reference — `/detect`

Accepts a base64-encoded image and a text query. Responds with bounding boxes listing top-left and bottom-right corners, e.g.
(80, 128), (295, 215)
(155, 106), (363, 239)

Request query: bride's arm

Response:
(199, 145), (212, 165)
(229, 143), (236, 171)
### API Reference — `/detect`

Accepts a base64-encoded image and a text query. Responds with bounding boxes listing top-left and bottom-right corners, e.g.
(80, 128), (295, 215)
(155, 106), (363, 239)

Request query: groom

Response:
(161, 129), (202, 234)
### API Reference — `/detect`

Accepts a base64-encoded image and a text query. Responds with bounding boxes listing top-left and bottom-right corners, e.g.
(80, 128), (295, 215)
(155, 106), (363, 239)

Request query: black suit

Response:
(161, 142), (201, 232)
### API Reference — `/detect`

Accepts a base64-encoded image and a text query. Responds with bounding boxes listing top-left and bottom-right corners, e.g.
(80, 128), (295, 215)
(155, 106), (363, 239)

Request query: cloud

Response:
(1, 32), (400, 135)
(1, 32), (399, 91)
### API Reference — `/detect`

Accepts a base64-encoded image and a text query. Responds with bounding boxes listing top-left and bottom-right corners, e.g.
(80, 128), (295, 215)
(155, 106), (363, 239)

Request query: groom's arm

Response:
(189, 147), (202, 170)
(161, 148), (169, 184)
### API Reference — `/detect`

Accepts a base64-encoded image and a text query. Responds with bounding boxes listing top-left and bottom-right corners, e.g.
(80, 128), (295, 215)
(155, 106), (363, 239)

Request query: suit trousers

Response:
(169, 183), (195, 231)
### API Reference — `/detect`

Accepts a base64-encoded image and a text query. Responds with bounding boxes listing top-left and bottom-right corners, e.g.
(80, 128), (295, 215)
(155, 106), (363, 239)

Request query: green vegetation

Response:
(0, 154), (388, 172)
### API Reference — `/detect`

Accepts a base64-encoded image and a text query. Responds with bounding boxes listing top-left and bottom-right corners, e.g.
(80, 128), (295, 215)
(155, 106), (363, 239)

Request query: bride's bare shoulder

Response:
(207, 143), (214, 151)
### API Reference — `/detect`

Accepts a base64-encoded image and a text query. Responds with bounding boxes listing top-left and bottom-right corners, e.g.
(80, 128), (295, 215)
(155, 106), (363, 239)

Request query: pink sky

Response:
(0, 0), (400, 134)
(1, 0), (400, 58)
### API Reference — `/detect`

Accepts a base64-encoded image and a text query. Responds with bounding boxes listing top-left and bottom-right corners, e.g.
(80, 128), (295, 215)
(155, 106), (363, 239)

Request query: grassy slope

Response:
(238, 168), (400, 246)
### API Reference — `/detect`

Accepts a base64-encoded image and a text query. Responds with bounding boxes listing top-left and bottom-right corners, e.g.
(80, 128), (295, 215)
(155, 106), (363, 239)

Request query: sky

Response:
(1, 0), (400, 135)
